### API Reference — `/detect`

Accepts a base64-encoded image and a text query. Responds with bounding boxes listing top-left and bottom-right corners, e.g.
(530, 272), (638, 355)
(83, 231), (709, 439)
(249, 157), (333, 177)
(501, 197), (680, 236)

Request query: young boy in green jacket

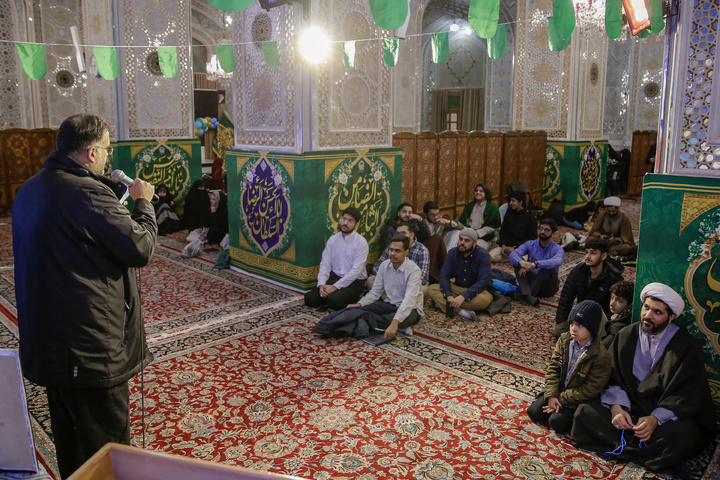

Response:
(527, 300), (611, 433)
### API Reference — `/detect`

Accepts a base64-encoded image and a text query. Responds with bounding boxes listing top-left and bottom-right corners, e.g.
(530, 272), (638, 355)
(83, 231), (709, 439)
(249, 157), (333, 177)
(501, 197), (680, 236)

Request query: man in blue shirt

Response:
(427, 228), (493, 321)
(509, 218), (565, 307)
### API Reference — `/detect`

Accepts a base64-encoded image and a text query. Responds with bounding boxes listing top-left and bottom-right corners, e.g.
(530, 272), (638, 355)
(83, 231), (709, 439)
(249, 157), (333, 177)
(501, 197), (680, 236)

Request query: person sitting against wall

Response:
(455, 184), (501, 251)
(154, 184), (182, 236)
(182, 179), (211, 233)
(490, 191), (537, 263)
(380, 203), (432, 251)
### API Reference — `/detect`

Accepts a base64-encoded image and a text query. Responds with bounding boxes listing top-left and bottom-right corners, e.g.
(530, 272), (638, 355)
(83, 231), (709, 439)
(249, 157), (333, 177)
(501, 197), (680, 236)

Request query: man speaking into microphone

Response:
(12, 114), (157, 478)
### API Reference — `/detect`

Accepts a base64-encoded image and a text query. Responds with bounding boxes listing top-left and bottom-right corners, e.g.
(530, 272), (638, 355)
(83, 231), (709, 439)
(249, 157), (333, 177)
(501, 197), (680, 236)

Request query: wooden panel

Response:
(502, 131), (521, 200)
(0, 129), (31, 208)
(516, 131), (536, 206)
(468, 131), (488, 202)
(393, 132), (417, 206)
(29, 128), (56, 175)
(415, 132), (438, 214)
(454, 131), (469, 218)
(437, 131), (458, 215)
(628, 130), (656, 196)
(486, 131), (504, 203)
(531, 131), (548, 207)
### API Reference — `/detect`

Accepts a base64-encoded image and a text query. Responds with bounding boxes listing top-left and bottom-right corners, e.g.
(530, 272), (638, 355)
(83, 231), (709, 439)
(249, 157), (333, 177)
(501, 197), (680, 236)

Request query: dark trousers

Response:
(304, 272), (366, 311)
(362, 300), (421, 330)
(512, 265), (559, 297)
(572, 398), (708, 472)
(526, 394), (575, 434)
(46, 382), (130, 479)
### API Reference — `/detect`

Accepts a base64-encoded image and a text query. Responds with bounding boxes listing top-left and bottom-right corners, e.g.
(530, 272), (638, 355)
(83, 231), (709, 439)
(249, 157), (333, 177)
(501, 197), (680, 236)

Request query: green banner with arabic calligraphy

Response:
(226, 148), (402, 290)
(637, 174), (720, 415)
(543, 140), (607, 209)
(110, 139), (202, 213)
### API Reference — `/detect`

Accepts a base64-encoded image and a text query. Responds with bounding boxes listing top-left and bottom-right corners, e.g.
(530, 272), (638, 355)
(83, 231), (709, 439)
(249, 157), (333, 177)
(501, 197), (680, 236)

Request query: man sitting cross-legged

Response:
(427, 228), (493, 321)
(304, 207), (368, 311)
(368, 221), (429, 294)
(509, 218), (565, 307)
(314, 235), (423, 339)
(572, 283), (716, 477)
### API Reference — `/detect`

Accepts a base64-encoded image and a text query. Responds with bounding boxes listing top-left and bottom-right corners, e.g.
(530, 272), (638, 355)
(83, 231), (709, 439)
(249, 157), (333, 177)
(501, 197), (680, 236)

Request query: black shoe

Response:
(524, 295), (540, 307)
(445, 300), (455, 319)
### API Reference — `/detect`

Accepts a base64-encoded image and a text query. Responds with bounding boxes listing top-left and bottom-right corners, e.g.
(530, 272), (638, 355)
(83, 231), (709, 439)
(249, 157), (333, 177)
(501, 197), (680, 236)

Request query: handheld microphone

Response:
(110, 169), (159, 203)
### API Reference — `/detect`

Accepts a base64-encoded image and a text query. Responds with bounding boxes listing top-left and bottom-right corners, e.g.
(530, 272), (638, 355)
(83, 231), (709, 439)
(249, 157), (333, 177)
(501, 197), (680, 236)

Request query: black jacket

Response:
(555, 260), (623, 325)
(12, 151), (157, 388)
(498, 208), (537, 247)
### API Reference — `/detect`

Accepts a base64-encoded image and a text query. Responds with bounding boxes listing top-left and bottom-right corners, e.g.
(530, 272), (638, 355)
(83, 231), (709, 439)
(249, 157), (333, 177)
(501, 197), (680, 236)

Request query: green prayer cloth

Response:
(158, 46), (179, 78)
(16, 43), (46, 80)
(92, 46), (119, 80)
(487, 24), (507, 59)
(207, 0), (254, 11)
(548, 17), (572, 51)
(369, 0), (408, 30)
(262, 41), (279, 69)
(431, 32), (449, 64)
(342, 41), (355, 68)
(383, 37), (399, 67)
(604, 0), (623, 39)
(552, 0), (576, 41)
(216, 44), (236, 73)
(648, 0), (665, 33)
(468, 0), (499, 39)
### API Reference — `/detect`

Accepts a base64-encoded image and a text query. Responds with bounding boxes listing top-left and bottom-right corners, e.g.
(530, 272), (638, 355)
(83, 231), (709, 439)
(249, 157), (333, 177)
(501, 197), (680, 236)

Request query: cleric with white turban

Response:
(640, 282), (685, 317)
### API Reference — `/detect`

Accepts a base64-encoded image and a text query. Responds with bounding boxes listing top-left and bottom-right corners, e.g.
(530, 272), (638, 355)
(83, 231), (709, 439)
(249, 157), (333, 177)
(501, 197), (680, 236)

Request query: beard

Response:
(538, 232), (550, 241)
(640, 317), (670, 335)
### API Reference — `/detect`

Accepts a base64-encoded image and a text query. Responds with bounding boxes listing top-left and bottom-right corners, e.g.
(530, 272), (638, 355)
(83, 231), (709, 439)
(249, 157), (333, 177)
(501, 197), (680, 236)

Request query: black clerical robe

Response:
(571, 322), (717, 472)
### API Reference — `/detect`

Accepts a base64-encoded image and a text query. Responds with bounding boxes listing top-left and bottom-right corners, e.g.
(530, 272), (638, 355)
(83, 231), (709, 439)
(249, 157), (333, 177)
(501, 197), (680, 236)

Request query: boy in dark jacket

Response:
(527, 300), (611, 434)
(598, 280), (634, 348)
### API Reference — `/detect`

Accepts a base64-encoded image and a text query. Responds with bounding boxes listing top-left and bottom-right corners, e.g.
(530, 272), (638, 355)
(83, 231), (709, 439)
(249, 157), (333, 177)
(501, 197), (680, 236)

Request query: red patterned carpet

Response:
(3, 199), (720, 480)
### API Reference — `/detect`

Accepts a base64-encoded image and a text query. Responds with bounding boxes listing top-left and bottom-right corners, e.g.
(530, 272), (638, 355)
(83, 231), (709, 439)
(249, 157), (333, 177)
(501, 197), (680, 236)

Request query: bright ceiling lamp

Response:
(298, 27), (329, 64)
(623, 0), (651, 35)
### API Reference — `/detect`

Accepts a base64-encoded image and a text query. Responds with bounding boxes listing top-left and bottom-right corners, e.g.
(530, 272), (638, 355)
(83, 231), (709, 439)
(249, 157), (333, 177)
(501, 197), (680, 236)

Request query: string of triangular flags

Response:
(12, 0), (665, 80)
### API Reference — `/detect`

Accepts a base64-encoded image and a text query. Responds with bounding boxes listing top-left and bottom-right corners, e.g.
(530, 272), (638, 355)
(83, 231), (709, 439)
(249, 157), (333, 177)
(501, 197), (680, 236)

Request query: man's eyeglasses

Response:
(92, 145), (114, 155)
(538, 226), (553, 232)
(395, 230), (409, 236)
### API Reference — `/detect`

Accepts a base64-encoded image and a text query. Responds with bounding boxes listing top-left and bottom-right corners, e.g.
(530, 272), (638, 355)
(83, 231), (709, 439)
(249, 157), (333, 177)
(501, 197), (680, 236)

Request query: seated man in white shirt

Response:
(314, 235), (423, 339)
(304, 207), (369, 311)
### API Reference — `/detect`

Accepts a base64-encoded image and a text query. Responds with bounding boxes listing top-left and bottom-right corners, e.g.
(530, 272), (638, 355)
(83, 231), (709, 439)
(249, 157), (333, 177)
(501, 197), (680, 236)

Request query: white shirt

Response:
(359, 258), (424, 322)
(317, 231), (369, 289)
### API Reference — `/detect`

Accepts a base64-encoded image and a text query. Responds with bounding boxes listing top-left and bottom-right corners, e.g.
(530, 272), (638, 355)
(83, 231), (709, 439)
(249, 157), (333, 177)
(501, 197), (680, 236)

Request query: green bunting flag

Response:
(16, 43), (46, 80)
(487, 24), (507, 59)
(382, 37), (399, 67)
(207, 0), (254, 11)
(468, 0), (499, 39)
(369, 0), (408, 31)
(262, 41), (279, 68)
(342, 41), (355, 68)
(431, 32), (449, 64)
(604, 0), (623, 39)
(547, 17), (572, 51)
(648, 0), (665, 33)
(216, 44), (236, 73)
(158, 46), (179, 78)
(552, 0), (576, 42)
(92, 46), (119, 80)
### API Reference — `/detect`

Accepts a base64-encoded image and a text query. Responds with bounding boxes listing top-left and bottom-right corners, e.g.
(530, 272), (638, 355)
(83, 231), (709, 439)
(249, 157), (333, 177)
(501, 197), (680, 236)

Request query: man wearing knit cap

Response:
(490, 191), (537, 262)
(527, 300), (611, 434)
(589, 196), (636, 258)
(427, 227), (493, 321)
(572, 282), (716, 477)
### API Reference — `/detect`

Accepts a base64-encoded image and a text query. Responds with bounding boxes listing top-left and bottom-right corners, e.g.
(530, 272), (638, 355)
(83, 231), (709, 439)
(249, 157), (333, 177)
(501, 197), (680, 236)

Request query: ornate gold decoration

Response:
(681, 193), (720, 235)
(279, 241), (296, 262)
(277, 159), (294, 183)
(213, 124), (235, 159)
(378, 156), (396, 177)
(324, 158), (346, 182)
(230, 247), (319, 281)
(235, 157), (252, 178)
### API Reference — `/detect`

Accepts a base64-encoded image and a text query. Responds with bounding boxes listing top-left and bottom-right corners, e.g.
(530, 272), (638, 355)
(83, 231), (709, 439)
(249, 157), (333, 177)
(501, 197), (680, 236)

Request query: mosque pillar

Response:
(226, 1), (402, 289)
